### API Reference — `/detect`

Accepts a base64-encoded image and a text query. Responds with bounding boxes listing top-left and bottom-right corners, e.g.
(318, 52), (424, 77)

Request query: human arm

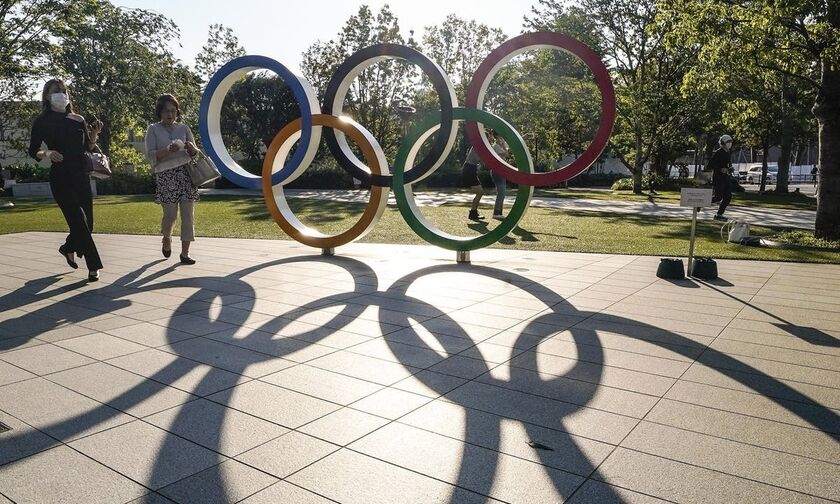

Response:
(28, 116), (63, 162)
(145, 124), (179, 163)
(184, 127), (198, 157)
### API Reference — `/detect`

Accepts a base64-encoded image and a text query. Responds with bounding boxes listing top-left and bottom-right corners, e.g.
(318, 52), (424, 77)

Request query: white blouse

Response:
(144, 122), (195, 174)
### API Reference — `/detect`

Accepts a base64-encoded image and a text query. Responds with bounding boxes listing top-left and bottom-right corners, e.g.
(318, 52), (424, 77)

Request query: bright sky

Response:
(112, 0), (536, 74)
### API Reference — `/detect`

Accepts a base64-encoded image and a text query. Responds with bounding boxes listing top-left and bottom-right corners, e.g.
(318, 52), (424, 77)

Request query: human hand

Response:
(185, 142), (198, 156)
(46, 150), (64, 162)
(167, 142), (181, 152)
(88, 118), (103, 135)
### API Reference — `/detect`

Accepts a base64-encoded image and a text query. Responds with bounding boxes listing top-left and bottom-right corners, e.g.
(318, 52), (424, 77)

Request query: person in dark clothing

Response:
(28, 79), (104, 281)
(461, 146), (484, 221)
(706, 134), (734, 221)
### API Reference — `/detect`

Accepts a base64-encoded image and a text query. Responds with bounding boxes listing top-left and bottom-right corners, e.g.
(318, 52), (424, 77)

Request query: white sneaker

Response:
(492, 214), (504, 220)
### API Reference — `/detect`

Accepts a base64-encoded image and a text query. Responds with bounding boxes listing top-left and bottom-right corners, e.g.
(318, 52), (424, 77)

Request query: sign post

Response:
(680, 188), (713, 275)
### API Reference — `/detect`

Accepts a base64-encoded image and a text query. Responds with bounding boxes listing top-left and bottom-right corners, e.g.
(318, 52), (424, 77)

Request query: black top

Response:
(706, 147), (731, 181)
(28, 110), (92, 172)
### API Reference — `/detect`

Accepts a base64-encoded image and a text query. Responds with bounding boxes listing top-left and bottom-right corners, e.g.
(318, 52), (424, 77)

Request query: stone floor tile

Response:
(391, 369), (468, 398)
(621, 421), (840, 500)
(68, 420), (223, 490)
(665, 380), (840, 434)
(566, 479), (685, 503)
(162, 337), (295, 379)
(235, 431), (338, 478)
(79, 314), (149, 333)
(709, 338), (840, 370)
(106, 348), (249, 397)
(596, 447), (831, 503)
(100, 321), (197, 348)
(204, 327), (336, 363)
(476, 366), (659, 419)
(0, 446), (147, 504)
(54, 332), (148, 361)
(31, 324), (98, 343)
(125, 493), (176, 504)
(645, 399), (840, 464)
(150, 314), (237, 337)
(399, 399), (614, 476)
(307, 351), (419, 385)
(260, 364), (382, 405)
(0, 411), (59, 466)
(349, 421), (583, 504)
(288, 449), (501, 504)
(696, 350), (840, 389)
(0, 343), (94, 376)
(239, 481), (334, 504)
(681, 363), (840, 410)
(348, 338), (448, 369)
(532, 337), (692, 378)
(144, 398), (288, 457)
(0, 378), (133, 441)
(207, 380), (338, 428)
(158, 459), (278, 504)
(0, 360), (35, 387)
(429, 354), (494, 380)
(48, 362), (196, 418)
(510, 351), (677, 397)
(444, 381), (639, 445)
(298, 407), (390, 446)
(350, 387), (432, 420)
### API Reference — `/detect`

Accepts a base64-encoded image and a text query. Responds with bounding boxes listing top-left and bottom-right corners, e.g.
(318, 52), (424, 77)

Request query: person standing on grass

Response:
(707, 134), (734, 221)
(489, 132), (509, 220)
(28, 79), (103, 282)
(145, 94), (200, 265)
(461, 145), (484, 221)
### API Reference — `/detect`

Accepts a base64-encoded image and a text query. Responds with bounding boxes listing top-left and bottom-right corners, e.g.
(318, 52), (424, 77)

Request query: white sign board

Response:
(680, 188), (713, 207)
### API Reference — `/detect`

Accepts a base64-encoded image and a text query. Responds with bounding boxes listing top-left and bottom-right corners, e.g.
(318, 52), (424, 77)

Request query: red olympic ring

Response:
(465, 32), (616, 187)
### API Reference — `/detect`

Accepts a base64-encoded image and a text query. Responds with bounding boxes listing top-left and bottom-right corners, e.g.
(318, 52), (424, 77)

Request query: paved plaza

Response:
(1, 232), (839, 503)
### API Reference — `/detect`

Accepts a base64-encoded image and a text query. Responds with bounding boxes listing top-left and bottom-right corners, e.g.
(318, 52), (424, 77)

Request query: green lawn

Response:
(532, 188), (818, 211)
(1, 194), (837, 263)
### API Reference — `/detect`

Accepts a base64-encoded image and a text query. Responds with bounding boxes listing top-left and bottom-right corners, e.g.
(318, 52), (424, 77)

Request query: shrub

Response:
(9, 164), (50, 183)
(109, 143), (151, 174)
(285, 162), (353, 189)
(611, 177), (633, 191)
(95, 172), (155, 195)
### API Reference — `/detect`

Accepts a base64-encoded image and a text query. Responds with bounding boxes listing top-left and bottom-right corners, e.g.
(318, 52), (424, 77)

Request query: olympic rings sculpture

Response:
(199, 32), (616, 254)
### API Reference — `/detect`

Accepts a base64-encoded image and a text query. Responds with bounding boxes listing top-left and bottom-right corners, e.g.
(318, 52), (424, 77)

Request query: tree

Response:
(49, 0), (201, 162)
(301, 5), (418, 161)
(421, 14), (507, 101)
(194, 24), (245, 83)
(0, 0), (67, 160)
(220, 73), (299, 163)
(661, 0), (840, 239)
(530, 0), (701, 193)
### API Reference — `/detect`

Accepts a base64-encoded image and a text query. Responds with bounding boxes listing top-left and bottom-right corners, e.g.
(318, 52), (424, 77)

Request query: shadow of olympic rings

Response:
(1, 257), (839, 503)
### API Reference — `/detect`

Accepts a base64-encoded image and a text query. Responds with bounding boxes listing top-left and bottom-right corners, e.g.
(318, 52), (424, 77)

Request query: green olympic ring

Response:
(392, 107), (534, 252)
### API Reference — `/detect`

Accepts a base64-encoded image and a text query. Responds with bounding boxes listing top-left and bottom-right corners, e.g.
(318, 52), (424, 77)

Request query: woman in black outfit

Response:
(28, 79), (103, 281)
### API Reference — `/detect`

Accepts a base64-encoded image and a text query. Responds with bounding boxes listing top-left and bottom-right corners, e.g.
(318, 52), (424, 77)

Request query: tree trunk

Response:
(777, 76), (791, 193)
(632, 163), (644, 194)
(759, 139), (769, 193)
(813, 62), (840, 240)
(633, 130), (644, 194)
(99, 124), (111, 157)
(812, 3), (840, 240)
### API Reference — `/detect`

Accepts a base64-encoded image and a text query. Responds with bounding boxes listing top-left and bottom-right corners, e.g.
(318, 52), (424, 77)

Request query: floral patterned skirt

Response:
(154, 165), (199, 204)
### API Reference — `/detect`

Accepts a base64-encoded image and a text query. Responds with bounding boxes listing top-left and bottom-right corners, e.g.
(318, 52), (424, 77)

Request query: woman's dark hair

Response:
(41, 79), (74, 114)
(155, 94), (181, 119)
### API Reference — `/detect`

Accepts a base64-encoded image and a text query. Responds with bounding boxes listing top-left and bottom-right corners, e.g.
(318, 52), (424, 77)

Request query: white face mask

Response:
(50, 92), (70, 111)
